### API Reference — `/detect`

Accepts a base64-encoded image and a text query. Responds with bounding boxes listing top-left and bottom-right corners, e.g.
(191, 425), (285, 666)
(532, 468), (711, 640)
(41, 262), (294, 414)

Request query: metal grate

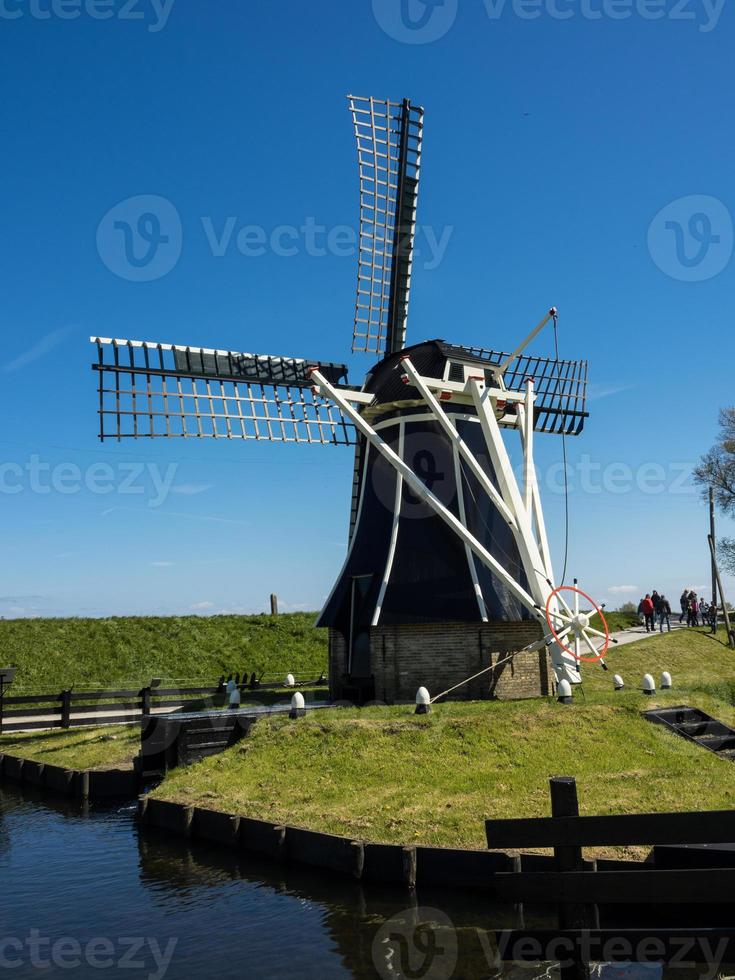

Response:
(348, 95), (423, 357)
(440, 342), (589, 436)
(91, 338), (356, 445)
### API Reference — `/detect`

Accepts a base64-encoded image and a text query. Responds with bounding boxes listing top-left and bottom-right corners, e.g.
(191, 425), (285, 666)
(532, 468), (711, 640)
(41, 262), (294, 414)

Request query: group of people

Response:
(637, 590), (718, 634)
(678, 589), (717, 631)
(638, 593), (673, 633)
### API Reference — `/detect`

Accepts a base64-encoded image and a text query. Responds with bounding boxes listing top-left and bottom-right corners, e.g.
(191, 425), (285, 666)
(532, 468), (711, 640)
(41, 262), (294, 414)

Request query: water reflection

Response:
(0, 784), (722, 980)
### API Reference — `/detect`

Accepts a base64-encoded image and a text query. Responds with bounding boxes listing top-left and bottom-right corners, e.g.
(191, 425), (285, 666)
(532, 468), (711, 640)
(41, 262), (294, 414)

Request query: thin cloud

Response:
(170, 483), (214, 496)
(608, 585), (639, 595)
(191, 601), (215, 610)
(2, 327), (73, 373)
(588, 383), (635, 401)
(101, 506), (248, 527)
(0, 594), (47, 602)
(150, 561), (176, 568)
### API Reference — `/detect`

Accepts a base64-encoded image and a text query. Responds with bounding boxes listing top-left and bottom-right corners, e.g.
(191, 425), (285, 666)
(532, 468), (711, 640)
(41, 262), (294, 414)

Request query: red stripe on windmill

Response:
(90, 95), (604, 703)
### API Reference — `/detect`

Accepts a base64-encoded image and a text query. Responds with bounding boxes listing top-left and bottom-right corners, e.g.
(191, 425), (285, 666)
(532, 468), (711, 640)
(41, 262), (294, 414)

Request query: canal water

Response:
(0, 783), (550, 979)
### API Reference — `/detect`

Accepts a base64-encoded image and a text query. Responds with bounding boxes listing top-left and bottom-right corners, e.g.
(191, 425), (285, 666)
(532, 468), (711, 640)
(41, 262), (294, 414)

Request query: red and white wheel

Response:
(545, 584), (610, 664)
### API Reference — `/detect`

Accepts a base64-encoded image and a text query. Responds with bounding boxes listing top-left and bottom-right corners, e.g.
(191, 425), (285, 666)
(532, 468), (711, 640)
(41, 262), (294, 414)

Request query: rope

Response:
(429, 639), (546, 703)
(552, 312), (570, 585)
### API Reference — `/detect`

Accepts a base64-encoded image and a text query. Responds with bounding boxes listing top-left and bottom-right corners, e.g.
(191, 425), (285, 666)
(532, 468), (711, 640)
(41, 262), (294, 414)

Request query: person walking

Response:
(709, 600), (719, 634)
(652, 590), (661, 615)
(679, 589), (689, 624)
(658, 595), (672, 633)
(641, 594), (655, 633)
(687, 593), (698, 628)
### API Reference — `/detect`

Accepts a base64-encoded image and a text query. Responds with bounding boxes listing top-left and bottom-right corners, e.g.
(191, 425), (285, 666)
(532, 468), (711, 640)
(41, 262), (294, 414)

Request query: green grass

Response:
(0, 725), (139, 770)
(0, 614), (327, 694)
(601, 609), (640, 633)
(151, 626), (735, 857)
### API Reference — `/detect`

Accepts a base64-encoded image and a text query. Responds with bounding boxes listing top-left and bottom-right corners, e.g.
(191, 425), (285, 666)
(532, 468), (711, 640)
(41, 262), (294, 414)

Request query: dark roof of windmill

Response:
(362, 338), (589, 436)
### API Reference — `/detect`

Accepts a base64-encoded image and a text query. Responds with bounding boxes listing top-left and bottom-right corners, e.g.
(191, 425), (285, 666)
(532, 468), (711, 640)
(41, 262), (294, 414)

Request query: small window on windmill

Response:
(447, 362), (464, 383)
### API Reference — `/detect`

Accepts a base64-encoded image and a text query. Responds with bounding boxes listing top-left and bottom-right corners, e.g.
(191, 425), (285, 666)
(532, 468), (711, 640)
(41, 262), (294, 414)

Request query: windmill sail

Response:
(91, 337), (356, 445)
(348, 95), (423, 357)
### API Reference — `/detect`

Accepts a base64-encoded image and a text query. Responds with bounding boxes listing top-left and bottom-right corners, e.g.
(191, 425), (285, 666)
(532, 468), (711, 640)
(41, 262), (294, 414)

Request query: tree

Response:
(694, 407), (735, 575)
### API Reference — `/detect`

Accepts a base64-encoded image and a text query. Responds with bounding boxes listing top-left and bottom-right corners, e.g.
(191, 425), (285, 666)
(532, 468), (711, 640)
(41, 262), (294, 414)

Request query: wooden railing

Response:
(0, 674), (327, 734)
(486, 776), (735, 976)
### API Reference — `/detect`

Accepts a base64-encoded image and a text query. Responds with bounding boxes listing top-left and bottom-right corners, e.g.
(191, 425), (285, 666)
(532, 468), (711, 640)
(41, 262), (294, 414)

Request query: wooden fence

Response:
(486, 776), (735, 976)
(0, 674), (326, 734)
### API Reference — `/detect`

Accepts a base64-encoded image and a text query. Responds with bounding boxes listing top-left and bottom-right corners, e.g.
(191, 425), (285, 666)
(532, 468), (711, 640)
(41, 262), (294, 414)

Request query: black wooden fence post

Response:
(140, 686), (152, 717)
(60, 689), (72, 729)
(550, 776), (597, 980)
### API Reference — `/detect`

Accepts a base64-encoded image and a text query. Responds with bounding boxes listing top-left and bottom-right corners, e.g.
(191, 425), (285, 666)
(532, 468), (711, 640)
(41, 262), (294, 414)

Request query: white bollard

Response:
(284, 673), (295, 688)
(415, 687), (431, 715)
(614, 674), (625, 691)
(289, 691), (306, 719)
(557, 679), (573, 705)
(642, 674), (656, 696)
(660, 671), (672, 690)
(228, 687), (241, 709)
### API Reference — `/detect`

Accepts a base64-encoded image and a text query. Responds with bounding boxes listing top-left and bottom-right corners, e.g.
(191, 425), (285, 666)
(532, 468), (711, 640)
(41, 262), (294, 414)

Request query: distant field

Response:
(0, 609), (644, 695)
(0, 614), (327, 694)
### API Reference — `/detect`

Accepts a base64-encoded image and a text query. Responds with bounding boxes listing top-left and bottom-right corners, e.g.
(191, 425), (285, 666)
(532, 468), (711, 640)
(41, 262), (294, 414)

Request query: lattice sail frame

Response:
(440, 343), (589, 436)
(348, 95), (423, 357)
(91, 338), (356, 445)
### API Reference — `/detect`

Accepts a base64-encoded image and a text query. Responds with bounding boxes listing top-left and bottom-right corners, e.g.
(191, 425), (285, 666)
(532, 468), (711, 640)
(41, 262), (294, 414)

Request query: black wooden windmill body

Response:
(92, 96), (599, 704)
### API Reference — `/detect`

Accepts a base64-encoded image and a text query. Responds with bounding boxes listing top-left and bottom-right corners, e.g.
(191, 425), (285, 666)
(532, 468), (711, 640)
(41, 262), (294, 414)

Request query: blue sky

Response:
(1, 0), (733, 619)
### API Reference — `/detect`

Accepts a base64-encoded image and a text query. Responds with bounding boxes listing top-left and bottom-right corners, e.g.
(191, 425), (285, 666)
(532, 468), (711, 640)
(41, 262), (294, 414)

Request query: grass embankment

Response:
(0, 614), (326, 694)
(152, 627), (735, 857)
(599, 609), (639, 633)
(0, 725), (139, 771)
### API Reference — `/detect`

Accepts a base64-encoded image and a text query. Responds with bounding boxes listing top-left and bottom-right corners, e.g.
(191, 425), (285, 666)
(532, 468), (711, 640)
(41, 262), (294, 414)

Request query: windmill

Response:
(91, 95), (604, 705)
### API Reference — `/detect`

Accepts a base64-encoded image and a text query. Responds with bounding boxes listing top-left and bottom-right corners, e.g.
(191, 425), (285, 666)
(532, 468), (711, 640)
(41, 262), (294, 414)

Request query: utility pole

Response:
(708, 534), (735, 649)
(270, 594), (279, 617)
(710, 487), (717, 608)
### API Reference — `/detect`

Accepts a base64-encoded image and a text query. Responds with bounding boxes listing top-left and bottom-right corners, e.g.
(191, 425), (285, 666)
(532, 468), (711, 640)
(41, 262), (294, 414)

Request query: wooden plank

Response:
(491, 869), (735, 904)
(4, 695), (61, 706)
(415, 846), (514, 889)
(3, 707), (62, 719)
(486, 809), (735, 848)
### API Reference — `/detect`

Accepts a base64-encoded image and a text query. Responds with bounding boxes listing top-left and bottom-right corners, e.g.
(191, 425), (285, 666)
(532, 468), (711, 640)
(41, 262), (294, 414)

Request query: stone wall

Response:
(328, 621), (554, 703)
